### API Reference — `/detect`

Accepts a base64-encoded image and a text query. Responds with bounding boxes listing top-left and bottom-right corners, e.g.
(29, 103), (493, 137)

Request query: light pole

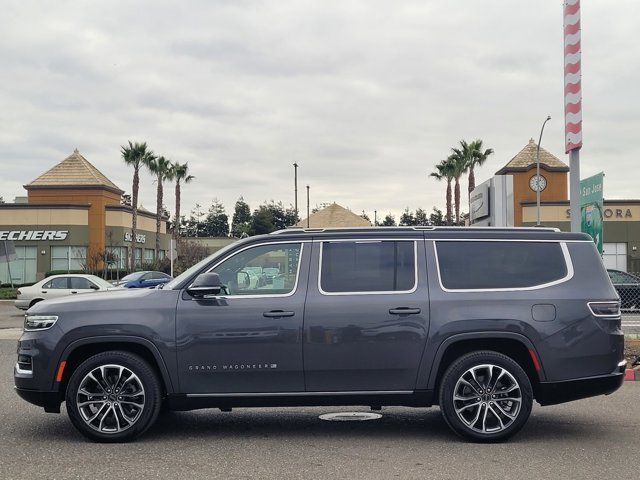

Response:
(306, 185), (310, 228)
(293, 163), (298, 218)
(536, 115), (552, 226)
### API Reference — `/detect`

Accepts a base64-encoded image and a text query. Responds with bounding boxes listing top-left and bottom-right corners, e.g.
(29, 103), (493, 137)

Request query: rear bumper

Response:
(15, 387), (61, 413)
(536, 361), (626, 406)
(14, 300), (29, 310)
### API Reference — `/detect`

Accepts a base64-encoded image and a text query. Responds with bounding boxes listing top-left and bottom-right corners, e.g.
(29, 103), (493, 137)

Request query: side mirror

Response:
(90, 285), (100, 290)
(187, 272), (222, 297)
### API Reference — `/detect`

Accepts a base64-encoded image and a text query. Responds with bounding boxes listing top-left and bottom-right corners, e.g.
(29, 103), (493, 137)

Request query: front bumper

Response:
(14, 387), (61, 413)
(14, 299), (29, 310)
(536, 361), (626, 406)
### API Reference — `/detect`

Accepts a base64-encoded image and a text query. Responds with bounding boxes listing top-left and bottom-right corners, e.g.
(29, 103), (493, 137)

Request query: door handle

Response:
(41, 291), (47, 294)
(263, 310), (295, 318)
(389, 307), (421, 315)
(71, 291), (78, 294)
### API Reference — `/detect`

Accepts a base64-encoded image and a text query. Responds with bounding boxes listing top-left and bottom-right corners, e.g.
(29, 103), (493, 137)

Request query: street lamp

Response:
(536, 115), (552, 226)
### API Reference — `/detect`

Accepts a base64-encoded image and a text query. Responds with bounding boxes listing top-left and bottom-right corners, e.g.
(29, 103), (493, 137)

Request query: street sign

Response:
(580, 173), (604, 254)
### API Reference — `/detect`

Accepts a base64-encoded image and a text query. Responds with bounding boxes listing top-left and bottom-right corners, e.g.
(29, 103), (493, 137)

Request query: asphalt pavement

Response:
(0, 334), (638, 480)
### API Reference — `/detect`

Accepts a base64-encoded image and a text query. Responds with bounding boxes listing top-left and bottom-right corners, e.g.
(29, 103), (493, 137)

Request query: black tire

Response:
(438, 350), (533, 443)
(29, 298), (43, 308)
(65, 351), (162, 443)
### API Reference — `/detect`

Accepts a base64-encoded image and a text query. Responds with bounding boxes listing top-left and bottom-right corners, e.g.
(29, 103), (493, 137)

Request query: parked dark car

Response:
(607, 269), (640, 310)
(113, 271), (172, 289)
(15, 227), (624, 443)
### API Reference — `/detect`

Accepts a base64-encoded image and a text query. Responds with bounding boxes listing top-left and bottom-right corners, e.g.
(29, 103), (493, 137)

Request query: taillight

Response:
(587, 301), (620, 317)
(16, 289), (22, 296)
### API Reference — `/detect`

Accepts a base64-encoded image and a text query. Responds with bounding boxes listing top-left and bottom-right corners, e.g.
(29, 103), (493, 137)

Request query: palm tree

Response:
(447, 149), (470, 225)
(170, 162), (195, 241)
(430, 159), (456, 225)
(466, 139), (494, 208)
(145, 155), (173, 262)
(121, 141), (155, 271)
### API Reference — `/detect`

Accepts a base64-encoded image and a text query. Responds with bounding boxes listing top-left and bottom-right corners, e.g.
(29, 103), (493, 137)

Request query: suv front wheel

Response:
(65, 351), (162, 442)
(438, 350), (533, 442)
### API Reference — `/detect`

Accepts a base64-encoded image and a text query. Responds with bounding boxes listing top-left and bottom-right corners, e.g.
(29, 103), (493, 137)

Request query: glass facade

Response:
(0, 246), (37, 285)
(50, 246), (87, 272)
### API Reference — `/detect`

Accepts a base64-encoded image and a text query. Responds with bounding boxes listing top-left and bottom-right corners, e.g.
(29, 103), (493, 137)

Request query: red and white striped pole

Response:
(564, 0), (582, 232)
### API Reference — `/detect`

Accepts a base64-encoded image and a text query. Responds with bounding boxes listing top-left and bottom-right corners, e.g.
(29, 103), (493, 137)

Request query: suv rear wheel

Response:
(438, 350), (533, 442)
(65, 351), (162, 442)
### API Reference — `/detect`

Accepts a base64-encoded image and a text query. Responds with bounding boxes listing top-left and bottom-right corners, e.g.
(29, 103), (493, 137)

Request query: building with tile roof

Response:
(0, 150), (169, 284)
(294, 203), (371, 228)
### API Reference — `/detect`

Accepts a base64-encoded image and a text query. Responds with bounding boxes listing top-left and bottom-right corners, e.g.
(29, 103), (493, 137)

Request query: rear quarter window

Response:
(435, 241), (569, 290)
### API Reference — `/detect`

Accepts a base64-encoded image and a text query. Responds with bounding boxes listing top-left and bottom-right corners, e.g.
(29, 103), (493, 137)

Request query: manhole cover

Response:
(319, 412), (382, 422)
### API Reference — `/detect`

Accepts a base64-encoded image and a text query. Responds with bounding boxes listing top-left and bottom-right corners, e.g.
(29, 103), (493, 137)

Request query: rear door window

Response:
(435, 241), (569, 290)
(43, 277), (69, 289)
(320, 241), (416, 293)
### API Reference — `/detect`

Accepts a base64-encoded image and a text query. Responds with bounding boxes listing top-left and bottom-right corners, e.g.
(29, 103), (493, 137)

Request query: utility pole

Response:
(306, 185), (310, 228)
(293, 163), (298, 218)
(374, 210), (377, 226)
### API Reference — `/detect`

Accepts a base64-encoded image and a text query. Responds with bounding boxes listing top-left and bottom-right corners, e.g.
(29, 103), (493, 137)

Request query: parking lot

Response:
(0, 300), (636, 479)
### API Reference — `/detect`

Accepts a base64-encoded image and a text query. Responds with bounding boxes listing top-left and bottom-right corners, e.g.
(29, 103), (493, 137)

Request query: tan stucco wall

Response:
(106, 210), (166, 233)
(0, 208), (88, 225)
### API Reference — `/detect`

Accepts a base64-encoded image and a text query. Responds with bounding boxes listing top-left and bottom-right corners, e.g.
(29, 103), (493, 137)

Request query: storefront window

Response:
(144, 249), (155, 265)
(106, 246), (128, 270)
(51, 246), (87, 272)
(0, 246), (37, 285)
(134, 248), (143, 268)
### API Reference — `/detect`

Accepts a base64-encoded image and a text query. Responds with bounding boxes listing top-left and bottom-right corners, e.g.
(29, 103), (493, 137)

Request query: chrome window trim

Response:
(186, 390), (413, 398)
(318, 239), (419, 296)
(200, 241), (307, 299)
(587, 301), (621, 318)
(433, 240), (575, 293)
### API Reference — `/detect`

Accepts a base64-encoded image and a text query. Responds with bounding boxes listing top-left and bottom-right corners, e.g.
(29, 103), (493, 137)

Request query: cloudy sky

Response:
(1, 0), (637, 221)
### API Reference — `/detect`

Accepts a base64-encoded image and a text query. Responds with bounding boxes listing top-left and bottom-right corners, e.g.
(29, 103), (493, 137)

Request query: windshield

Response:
(164, 241), (241, 290)
(120, 272), (146, 282)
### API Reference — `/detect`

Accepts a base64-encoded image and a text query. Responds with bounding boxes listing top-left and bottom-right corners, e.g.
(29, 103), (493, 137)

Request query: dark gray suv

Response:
(14, 227), (625, 442)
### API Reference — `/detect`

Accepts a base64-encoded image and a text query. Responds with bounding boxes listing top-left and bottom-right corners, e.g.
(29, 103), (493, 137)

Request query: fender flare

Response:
(425, 331), (546, 390)
(56, 335), (175, 393)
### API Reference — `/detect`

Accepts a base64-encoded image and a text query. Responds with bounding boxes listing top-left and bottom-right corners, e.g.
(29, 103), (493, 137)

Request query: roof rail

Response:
(270, 225), (561, 234)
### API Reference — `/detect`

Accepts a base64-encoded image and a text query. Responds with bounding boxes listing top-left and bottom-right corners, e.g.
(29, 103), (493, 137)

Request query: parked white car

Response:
(15, 274), (114, 310)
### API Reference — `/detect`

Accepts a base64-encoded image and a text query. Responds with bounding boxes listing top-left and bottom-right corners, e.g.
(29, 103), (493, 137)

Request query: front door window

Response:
(211, 243), (302, 296)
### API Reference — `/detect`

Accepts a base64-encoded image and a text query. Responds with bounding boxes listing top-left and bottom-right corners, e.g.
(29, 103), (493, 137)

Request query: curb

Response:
(625, 369), (639, 381)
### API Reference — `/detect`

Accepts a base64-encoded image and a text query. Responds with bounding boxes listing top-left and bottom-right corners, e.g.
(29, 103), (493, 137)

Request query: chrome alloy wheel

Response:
(453, 364), (522, 434)
(76, 364), (146, 434)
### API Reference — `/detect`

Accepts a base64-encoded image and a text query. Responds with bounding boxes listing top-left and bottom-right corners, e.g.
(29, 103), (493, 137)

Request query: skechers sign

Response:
(0, 230), (68, 241)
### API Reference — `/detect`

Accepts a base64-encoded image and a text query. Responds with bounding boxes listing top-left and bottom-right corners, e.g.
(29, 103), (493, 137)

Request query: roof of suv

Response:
(268, 226), (592, 242)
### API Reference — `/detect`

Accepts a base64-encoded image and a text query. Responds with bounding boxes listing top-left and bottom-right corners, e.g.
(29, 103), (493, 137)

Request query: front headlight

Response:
(24, 315), (58, 331)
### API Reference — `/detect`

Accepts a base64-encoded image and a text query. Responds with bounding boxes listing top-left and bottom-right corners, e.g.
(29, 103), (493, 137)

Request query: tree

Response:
(250, 201), (298, 234)
(121, 141), (155, 270)
(399, 207), (416, 226)
(466, 139), (493, 206)
(231, 197), (252, 237)
(381, 214), (396, 226)
(0, 196), (5, 204)
(121, 193), (132, 206)
(201, 199), (229, 237)
(361, 211), (371, 223)
(174, 238), (210, 276)
(414, 208), (429, 226)
(429, 207), (446, 226)
(145, 155), (173, 262)
(445, 149), (469, 225)
(169, 162), (195, 240)
(430, 158), (456, 225)
(250, 206), (275, 235)
(183, 203), (205, 237)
